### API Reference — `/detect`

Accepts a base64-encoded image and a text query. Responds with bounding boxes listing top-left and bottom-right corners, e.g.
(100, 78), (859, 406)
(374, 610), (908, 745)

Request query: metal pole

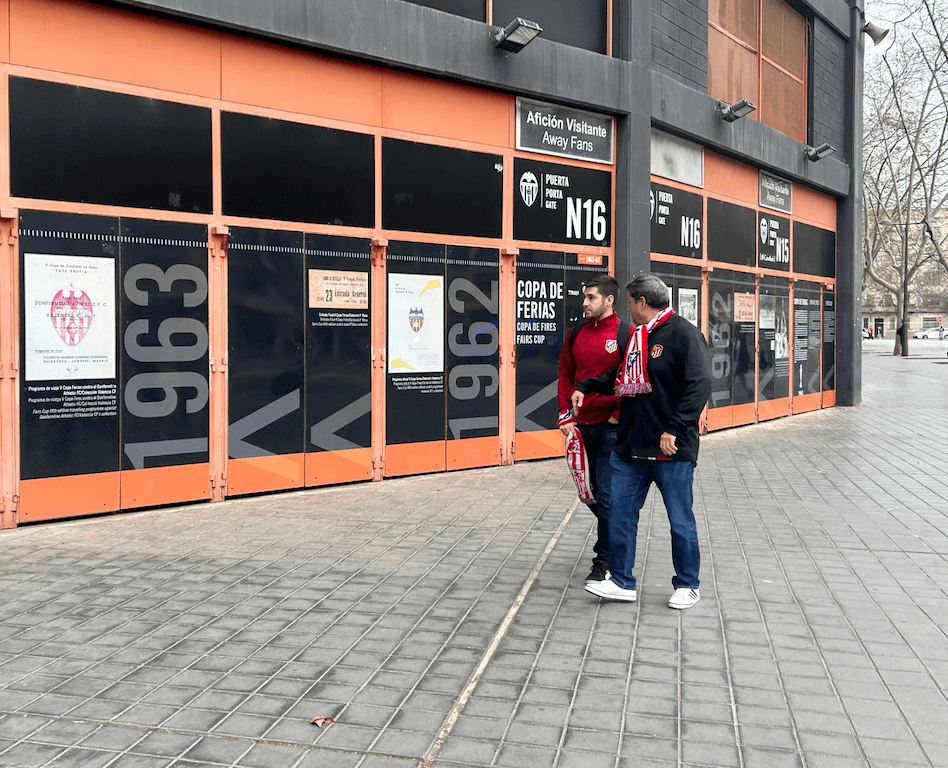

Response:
(901, 217), (910, 356)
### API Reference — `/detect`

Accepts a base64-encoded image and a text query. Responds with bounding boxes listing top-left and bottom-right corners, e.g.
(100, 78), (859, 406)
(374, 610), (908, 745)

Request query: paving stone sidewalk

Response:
(1, 345), (947, 768)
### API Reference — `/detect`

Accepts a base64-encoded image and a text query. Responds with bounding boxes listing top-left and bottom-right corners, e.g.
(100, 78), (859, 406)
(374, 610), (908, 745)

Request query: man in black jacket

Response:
(571, 275), (711, 609)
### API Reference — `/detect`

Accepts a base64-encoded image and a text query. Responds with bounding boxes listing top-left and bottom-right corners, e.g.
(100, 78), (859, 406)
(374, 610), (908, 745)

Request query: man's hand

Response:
(559, 423), (576, 436)
(660, 432), (677, 456)
(570, 390), (585, 412)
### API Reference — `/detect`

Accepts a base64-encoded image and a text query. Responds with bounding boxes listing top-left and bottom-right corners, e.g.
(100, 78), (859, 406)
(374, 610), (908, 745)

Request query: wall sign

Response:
(759, 171), (792, 214)
(650, 183), (703, 259)
(513, 158), (612, 246)
(516, 97), (614, 164)
(758, 212), (790, 271)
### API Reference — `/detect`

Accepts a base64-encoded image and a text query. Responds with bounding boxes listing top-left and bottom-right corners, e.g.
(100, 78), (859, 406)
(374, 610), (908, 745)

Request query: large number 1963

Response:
(122, 263), (210, 469)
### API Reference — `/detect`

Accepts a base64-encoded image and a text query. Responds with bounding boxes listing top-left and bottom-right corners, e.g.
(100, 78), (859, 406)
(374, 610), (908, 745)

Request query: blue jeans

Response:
(578, 422), (618, 567)
(607, 453), (700, 590)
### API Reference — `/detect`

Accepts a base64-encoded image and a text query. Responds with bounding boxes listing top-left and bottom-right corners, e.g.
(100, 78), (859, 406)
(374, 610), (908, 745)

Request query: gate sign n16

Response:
(513, 158), (612, 247)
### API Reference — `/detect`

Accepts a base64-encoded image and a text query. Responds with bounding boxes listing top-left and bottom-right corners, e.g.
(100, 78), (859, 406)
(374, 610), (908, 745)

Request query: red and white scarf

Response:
(615, 307), (673, 395)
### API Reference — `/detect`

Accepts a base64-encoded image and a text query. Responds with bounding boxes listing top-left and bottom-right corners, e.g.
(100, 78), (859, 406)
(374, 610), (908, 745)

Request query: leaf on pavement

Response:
(310, 716), (335, 727)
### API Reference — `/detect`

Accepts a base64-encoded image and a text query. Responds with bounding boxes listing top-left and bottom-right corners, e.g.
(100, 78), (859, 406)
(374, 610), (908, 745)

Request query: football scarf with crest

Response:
(615, 307), (674, 396)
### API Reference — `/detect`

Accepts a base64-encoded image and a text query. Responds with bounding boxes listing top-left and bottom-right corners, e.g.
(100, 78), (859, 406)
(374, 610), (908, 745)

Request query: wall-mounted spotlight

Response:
(805, 143), (836, 162)
(862, 20), (890, 46)
(717, 99), (756, 122)
(493, 17), (543, 53)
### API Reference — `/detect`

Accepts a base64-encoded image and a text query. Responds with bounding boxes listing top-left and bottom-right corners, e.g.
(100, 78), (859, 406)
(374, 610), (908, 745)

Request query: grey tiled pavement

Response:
(2, 340), (948, 768)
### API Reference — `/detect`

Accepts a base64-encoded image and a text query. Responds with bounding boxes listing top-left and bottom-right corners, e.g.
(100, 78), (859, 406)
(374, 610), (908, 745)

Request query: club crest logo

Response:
(606, 339), (618, 353)
(760, 216), (769, 244)
(519, 171), (539, 207)
(408, 306), (424, 333)
(650, 344), (664, 359)
(50, 289), (94, 346)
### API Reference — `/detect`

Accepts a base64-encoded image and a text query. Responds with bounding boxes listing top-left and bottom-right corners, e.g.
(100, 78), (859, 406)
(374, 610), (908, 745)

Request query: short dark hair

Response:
(626, 274), (670, 309)
(582, 274), (620, 302)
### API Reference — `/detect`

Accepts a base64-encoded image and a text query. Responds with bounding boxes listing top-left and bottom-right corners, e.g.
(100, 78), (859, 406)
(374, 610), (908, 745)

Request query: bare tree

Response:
(863, 0), (948, 339)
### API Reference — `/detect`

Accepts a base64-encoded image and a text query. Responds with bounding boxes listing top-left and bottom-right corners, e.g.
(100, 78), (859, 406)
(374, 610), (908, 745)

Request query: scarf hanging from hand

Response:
(615, 306), (674, 395)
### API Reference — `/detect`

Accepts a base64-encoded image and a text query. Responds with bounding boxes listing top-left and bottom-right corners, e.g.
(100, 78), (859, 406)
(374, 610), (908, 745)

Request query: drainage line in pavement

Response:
(420, 496), (582, 768)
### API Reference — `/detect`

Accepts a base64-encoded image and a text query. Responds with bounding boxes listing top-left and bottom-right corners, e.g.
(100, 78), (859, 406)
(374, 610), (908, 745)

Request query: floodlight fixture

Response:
(805, 143), (836, 162)
(493, 17), (543, 53)
(717, 99), (756, 122)
(862, 21), (890, 46)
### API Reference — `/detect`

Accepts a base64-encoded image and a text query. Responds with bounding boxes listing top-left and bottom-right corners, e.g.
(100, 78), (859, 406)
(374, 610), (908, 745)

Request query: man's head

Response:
(581, 274), (620, 321)
(626, 274), (670, 325)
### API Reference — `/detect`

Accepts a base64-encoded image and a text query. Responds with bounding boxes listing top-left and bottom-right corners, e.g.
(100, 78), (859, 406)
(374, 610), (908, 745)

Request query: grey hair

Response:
(625, 274), (670, 309)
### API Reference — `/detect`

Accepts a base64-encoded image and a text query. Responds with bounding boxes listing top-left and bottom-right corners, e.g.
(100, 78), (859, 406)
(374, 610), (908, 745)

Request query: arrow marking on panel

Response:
(229, 389), (301, 459)
(310, 392), (372, 451)
(515, 381), (558, 432)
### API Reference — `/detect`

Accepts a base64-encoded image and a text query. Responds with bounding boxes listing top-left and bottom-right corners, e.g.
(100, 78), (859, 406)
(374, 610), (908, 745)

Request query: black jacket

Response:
(577, 313), (712, 463)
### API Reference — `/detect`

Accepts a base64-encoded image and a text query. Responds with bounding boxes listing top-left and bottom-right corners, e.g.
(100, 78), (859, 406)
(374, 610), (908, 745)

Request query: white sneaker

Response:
(584, 577), (637, 602)
(668, 587), (699, 610)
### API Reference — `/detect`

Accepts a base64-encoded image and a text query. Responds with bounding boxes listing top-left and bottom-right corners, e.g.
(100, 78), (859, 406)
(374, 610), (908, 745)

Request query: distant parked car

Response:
(861, 327), (872, 339)
(913, 327), (945, 339)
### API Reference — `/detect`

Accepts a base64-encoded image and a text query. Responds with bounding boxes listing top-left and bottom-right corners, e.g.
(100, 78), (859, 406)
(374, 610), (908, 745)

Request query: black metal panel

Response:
(793, 222), (836, 278)
(404, 0), (485, 20)
(706, 269), (736, 410)
(221, 112), (375, 227)
(387, 242), (447, 445)
(515, 250), (565, 432)
(650, 183), (703, 259)
(514, 158), (612, 247)
(493, 0), (608, 53)
(10, 78), (212, 213)
(730, 271), (757, 406)
(383, 140), (503, 238)
(446, 247), (500, 439)
(706, 199), (756, 266)
(19, 211), (120, 480)
(306, 234), (373, 451)
(228, 228), (306, 458)
(758, 211), (791, 271)
(793, 282), (822, 396)
(759, 276), (790, 402)
(120, 219), (210, 470)
(823, 288), (836, 391)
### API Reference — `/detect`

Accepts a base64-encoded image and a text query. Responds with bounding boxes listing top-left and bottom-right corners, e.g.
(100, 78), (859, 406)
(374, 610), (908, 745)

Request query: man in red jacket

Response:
(558, 274), (626, 585)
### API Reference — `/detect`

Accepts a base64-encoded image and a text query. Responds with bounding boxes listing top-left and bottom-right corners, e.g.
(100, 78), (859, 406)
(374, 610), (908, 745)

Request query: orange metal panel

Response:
(0, 0), (9, 63)
(515, 430), (564, 461)
(305, 448), (373, 487)
(758, 397), (789, 421)
(708, 27), (759, 110)
(706, 407), (733, 432)
(822, 389), (836, 408)
(385, 441), (446, 477)
(121, 464), (211, 510)
(705, 152), (759, 206)
(10, 0), (221, 98)
(759, 62), (805, 143)
(209, 229), (227, 501)
(447, 436), (501, 471)
(227, 454), (305, 497)
(19, 473), (120, 522)
(794, 185), (837, 230)
(221, 36), (383, 127)
(0, 210), (15, 529)
(731, 402), (757, 427)
(792, 392), (822, 414)
(382, 71), (510, 148)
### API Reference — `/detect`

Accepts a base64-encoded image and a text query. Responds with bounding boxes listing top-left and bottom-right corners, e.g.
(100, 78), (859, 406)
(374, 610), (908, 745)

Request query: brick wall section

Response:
(652, 0), (708, 91)
(810, 18), (846, 152)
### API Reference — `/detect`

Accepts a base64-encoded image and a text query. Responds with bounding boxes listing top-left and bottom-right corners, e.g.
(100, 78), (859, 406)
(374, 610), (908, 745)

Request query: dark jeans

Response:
(607, 453), (700, 591)
(577, 421), (618, 567)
